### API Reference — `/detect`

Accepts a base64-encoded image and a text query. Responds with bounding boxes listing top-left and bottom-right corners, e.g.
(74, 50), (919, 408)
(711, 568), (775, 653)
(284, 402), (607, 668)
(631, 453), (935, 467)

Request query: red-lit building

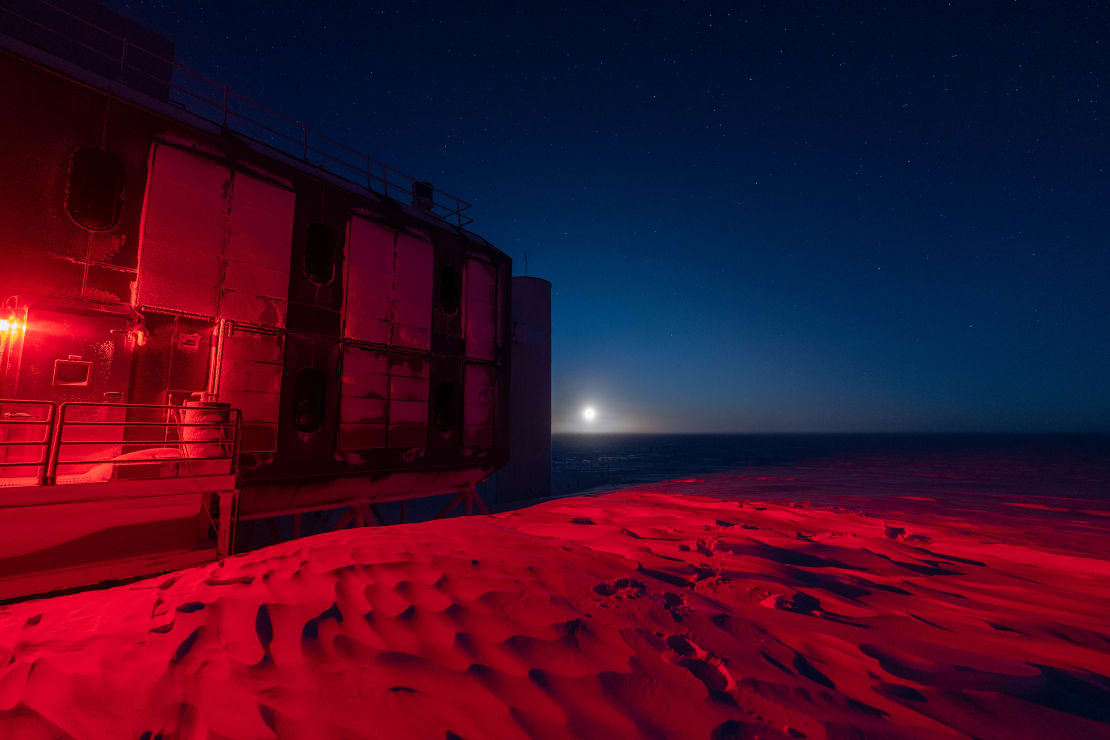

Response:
(0, 0), (511, 599)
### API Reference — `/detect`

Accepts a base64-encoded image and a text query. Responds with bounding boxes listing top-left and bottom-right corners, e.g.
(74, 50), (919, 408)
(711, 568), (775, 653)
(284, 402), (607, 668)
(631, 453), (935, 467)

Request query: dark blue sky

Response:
(108, 1), (1108, 433)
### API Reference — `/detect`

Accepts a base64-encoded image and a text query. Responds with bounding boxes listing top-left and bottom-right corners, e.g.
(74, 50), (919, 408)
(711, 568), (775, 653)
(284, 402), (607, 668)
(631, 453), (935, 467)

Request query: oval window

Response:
(304, 223), (335, 284)
(433, 381), (457, 434)
(437, 266), (461, 315)
(293, 367), (327, 433)
(66, 148), (125, 230)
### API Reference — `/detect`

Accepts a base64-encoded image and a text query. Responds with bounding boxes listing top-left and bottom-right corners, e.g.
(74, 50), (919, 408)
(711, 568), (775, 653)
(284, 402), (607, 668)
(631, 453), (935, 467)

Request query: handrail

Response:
(0, 399), (241, 486)
(0, 0), (476, 227)
(0, 399), (55, 485)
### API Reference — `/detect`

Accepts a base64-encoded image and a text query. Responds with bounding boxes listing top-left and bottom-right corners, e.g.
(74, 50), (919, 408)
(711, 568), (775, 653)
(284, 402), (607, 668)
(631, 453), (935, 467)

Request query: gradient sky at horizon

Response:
(106, 1), (1109, 433)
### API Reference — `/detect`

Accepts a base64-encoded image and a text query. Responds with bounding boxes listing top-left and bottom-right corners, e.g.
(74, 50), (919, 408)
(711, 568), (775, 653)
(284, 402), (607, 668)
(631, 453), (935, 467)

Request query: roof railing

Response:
(1, 0), (475, 227)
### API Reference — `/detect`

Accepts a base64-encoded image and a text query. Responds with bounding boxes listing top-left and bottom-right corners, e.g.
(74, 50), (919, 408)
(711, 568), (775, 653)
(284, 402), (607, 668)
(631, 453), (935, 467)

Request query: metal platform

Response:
(0, 399), (240, 601)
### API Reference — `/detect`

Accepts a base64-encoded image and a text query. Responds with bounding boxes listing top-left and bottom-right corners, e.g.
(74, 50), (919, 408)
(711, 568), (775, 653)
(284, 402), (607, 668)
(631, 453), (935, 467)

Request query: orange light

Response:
(0, 317), (26, 333)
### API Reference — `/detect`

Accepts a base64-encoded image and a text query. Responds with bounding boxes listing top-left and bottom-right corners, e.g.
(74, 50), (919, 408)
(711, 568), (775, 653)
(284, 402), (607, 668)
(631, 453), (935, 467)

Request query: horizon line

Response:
(549, 430), (1110, 436)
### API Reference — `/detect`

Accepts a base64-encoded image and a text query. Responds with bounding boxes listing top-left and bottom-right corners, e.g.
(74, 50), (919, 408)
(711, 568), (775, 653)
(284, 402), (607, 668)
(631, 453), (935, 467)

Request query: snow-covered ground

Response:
(2, 460), (1109, 738)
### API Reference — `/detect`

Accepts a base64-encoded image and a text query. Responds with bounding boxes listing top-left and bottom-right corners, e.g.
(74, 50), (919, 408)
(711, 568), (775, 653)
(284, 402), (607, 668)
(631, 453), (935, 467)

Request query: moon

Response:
(582, 406), (598, 423)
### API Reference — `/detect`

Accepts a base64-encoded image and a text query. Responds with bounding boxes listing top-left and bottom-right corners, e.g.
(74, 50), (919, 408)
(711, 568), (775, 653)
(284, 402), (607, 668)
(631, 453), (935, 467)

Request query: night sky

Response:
(106, 1), (1108, 433)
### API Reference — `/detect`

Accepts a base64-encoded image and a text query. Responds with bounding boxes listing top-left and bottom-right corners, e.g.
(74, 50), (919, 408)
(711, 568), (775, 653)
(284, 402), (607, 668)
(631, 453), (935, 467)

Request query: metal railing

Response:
(0, 399), (55, 485)
(1, 0), (475, 227)
(0, 399), (241, 486)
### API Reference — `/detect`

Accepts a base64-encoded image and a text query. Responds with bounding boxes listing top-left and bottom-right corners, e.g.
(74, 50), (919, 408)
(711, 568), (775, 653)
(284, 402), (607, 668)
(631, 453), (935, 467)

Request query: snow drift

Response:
(2, 478), (1109, 739)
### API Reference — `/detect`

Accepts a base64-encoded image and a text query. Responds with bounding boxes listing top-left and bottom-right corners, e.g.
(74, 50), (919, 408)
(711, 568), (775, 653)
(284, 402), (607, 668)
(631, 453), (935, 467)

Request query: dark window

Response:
(433, 381), (457, 433)
(437, 266), (461, 315)
(304, 223), (335, 284)
(66, 148), (125, 230)
(53, 359), (92, 387)
(293, 368), (327, 433)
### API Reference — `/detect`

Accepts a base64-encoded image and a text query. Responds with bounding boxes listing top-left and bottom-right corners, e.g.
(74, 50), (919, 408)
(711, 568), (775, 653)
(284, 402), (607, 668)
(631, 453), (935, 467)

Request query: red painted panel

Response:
(137, 145), (294, 327)
(388, 354), (428, 448)
(465, 258), (497, 361)
(136, 145), (226, 317)
(463, 363), (495, 446)
(343, 218), (433, 351)
(217, 324), (282, 453)
(343, 217), (394, 345)
(223, 172), (294, 327)
(338, 344), (388, 450)
(392, 234), (433, 350)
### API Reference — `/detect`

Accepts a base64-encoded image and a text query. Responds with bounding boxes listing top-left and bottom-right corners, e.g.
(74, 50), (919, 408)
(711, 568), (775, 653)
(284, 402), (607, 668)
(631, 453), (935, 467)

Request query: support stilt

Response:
(216, 489), (237, 559)
(434, 486), (490, 519)
(332, 507), (356, 531)
(471, 488), (491, 515)
(265, 516), (281, 544)
(434, 490), (467, 519)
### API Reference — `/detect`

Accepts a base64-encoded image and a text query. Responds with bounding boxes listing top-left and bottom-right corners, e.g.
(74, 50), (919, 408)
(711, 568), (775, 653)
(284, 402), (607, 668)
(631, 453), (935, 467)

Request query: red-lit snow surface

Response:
(3, 462), (1110, 739)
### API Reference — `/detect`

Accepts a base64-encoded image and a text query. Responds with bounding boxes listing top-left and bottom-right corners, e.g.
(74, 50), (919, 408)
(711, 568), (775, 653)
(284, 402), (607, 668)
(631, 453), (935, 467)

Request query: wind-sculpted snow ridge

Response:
(2, 483), (1109, 739)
